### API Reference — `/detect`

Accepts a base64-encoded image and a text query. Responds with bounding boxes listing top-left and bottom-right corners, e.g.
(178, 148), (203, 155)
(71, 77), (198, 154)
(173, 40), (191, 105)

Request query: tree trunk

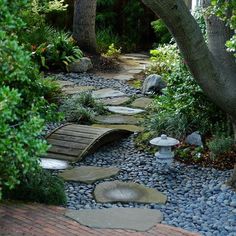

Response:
(141, 0), (236, 187)
(141, 0), (236, 121)
(184, 0), (192, 9)
(73, 0), (97, 53)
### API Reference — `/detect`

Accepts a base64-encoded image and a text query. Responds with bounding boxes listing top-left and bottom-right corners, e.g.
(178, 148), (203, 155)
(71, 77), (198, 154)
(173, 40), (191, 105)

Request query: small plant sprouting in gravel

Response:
(60, 92), (106, 124)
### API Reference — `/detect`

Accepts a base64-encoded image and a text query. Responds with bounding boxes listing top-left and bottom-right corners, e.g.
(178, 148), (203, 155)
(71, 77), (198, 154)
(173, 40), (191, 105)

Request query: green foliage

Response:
(147, 44), (180, 77)
(211, 0), (236, 56)
(96, 28), (121, 53)
(0, 87), (48, 198)
(151, 19), (172, 45)
(3, 169), (66, 205)
(40, 77), (63, 104)
(32, 30), (83, 70)
(145, 44), (226, 139)
(208, 134), (234, 159)
(18, 1), (82, 71)
(193, 7), (207, 36)
(176, 146), (204, 162)
(0, 0), (60, 199)
(96, 0), (154, 52)
(104, 43), (121, 58)
(60, 93), (106, 124)
(31, 0), (68, 13)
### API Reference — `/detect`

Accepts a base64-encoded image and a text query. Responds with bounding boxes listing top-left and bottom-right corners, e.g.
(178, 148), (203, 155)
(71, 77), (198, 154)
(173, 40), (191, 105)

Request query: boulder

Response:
(68, 57), (93, 73)
(142, 74), (166, 95)
(186, 131), (203, 146)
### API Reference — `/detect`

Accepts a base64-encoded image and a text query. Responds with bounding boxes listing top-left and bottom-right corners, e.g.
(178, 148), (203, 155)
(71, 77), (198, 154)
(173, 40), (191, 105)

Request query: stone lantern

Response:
(150, 134), (179, 164)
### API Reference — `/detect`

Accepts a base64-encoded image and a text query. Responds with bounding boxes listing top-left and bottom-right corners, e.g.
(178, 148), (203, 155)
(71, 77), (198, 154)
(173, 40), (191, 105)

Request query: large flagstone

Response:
(40, 158), (69, 170)
(62, 86), (95, 95)
(58, 166), (120, 184)
(113, 74), (133, 81)
(92, 88), (126, 99)
(65, 208), (163, 231)
(94, 181), (167, 204)
(95, 114), (142, 125)
(56, 80), (75, 88)
(106, 106), (145, 115)
(131, 97), (153, 109)
(101, 97), (130, 106)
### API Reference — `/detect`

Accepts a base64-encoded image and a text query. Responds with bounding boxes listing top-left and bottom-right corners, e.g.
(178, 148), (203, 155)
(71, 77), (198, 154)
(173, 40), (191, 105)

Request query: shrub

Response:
(151, 19), (172, 45)
(40, 77), (63, 104)
(144, 44), (226, 139)
(104, 43), (121, 59)
(32, 30), (83, 70)
(96, 28), (121, 53)
(60, 93), (106, 123)
(0, 0), (60, 199)
(3, 169), (66, 205)
(208, 135), (234, 159)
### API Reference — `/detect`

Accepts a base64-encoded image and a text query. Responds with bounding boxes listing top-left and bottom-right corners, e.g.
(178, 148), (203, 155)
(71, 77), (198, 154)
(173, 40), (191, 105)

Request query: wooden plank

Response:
(48, 145), (83, 156)
(49, 134), (92, 144)
(66, 124), (110, 133)
(55, 129), (99, 139)
(47, 139), (88, 149)
(63, 126), (108, 135)
(42, 152), (76, 161)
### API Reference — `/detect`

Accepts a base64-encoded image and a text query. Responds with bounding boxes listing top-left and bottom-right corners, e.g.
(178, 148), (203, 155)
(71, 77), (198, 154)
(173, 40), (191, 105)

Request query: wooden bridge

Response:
(42, 123), (131, 162)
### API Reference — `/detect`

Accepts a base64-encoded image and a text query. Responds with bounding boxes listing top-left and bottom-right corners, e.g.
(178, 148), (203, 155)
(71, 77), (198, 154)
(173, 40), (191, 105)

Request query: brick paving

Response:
(0, 202), (201, 236)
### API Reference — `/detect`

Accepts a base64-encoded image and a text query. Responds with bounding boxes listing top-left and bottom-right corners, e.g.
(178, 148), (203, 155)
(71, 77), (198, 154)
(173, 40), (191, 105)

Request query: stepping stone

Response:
(65, 208), (163, 231)
(131, 97), (153, 109)
(124, 53), (149, 59)
(62, 86), (95, 95)
(40, 158), (69, 170)
(101, 97), (130, 106)
(58, 166), (120, 184)
(94, 181), (167, 204)
(113, 74), (133, 81)
(106, 106), (145, 115)
(92, 88), (125, 99)
(127, 69), (143, 74)
(92, 124), (144, 132)
(95, 114), (142, 125)
(56, 80), (75, 87)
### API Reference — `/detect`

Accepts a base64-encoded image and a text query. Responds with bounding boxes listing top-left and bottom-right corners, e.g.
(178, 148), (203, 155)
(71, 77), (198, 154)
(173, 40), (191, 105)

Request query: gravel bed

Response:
(45, 73), (235, 236)
(53, 72), (140, 95)
(61, 135), (236, 236)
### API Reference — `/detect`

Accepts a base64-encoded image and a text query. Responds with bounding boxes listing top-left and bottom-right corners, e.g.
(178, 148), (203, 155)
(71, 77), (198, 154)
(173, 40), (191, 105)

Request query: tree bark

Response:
(141, 0), (236, 125)
(73, 0), (97, 53)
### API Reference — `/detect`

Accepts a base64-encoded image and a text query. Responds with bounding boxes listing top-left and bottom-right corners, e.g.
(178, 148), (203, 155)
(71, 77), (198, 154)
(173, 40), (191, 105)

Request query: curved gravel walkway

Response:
(48, 58), (236, 236)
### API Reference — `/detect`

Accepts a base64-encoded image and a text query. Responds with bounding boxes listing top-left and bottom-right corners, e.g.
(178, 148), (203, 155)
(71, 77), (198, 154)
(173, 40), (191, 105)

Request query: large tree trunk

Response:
(73, 0), (97, 53)
(141, 0), (236, 121)
(141, 0), (236, 187)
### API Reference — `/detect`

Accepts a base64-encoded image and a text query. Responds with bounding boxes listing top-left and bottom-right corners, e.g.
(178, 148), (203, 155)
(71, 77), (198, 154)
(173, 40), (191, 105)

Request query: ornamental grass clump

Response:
(60, 92), (106, 124)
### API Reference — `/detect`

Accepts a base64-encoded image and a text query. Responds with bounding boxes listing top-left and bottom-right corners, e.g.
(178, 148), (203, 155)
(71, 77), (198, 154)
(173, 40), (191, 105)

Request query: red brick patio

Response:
(0, 201), (201, 236)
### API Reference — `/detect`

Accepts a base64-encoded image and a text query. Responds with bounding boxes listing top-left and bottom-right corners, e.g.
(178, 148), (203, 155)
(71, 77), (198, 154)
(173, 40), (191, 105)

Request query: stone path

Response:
(0, 202), (201, 236)
(56, 53), (153, 132)
(35, 54), (200, 235)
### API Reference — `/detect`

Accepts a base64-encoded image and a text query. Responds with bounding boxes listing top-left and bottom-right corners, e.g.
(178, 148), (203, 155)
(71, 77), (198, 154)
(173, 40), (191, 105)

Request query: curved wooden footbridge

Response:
(42, 123), (131, 162)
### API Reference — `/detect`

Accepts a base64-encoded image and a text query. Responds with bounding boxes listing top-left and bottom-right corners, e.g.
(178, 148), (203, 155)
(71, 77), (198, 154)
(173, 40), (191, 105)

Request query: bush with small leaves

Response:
(208, 135), (234, 159)
(3, 169), (66, 205)
(0, 0), (61, 199)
